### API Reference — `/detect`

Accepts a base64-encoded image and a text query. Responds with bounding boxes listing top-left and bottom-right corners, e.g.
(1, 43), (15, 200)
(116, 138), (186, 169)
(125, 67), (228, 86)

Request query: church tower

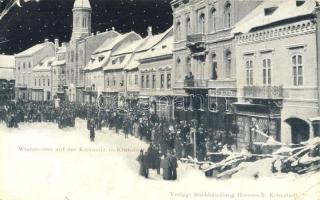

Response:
(71, 0), (92, 39)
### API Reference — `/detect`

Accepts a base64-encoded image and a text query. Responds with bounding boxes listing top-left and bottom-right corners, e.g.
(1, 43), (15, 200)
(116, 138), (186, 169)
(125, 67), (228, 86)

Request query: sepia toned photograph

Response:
(0, 0), (319, 199)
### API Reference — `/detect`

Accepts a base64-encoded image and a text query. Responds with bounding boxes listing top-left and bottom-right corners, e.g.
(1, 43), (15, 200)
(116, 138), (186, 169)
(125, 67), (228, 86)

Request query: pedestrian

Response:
(168, 151), (178, 180)
(160, 153), (171, 180)
(89, 118), (95, 142)
(136, 150), (148, 178)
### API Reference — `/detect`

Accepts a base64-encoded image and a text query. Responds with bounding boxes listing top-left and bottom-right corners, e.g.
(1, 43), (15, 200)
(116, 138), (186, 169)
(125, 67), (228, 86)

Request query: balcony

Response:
(186, 34), (206, 52)
(184, 79), (208, 89)
(243, 86), (283, 99)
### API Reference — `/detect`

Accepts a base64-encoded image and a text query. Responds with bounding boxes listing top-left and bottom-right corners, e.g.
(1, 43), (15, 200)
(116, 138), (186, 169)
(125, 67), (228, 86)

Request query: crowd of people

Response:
(0, 99), (236, 180)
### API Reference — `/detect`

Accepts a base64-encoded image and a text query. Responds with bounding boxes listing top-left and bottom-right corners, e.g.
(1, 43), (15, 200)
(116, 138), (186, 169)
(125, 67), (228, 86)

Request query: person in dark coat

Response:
(168, 152), (178, 180)
(136, 150), (148, 178)
(160, 153), (171, 180)
(89, 119), (95, 142)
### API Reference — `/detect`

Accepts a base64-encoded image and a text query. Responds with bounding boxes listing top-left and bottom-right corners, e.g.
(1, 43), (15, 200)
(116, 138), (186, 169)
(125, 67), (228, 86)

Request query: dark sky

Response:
(0, 0), (173, 55)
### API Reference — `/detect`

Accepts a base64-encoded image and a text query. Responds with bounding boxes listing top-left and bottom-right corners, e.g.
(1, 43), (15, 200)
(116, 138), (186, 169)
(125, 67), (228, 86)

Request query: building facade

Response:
(138, 29), (174, 119)
(0, 55), (15, 103)
(14, 40), (55, 101)
(233, 0), (320, 147)
(170, 0), (262, 134)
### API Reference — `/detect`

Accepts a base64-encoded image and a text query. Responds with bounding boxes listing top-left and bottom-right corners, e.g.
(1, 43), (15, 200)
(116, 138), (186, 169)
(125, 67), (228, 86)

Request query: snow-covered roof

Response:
(232, 0), (318, 34)
(15, 42), (53, 58)
(0, 55), (14, 68)
(104, 54), (132, 71)
(73, 0), (91, 9)
(33, 57), (55, 71)
(85, 51), (111, 71)
(51, 59), (66, 67)
(136, 27), (173, 52)
(113, 39), (146, 55)
(56, 45), (66, 54)
(138, 35), (173, 61)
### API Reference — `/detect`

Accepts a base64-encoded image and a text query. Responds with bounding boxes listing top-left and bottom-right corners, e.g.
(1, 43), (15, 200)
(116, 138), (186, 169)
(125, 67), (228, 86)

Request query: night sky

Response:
(0, 0), (173, 55)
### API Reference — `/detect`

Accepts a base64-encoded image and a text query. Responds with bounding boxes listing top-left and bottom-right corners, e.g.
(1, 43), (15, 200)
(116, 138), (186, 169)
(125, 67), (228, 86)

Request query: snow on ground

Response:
(0, 119), (319, 200)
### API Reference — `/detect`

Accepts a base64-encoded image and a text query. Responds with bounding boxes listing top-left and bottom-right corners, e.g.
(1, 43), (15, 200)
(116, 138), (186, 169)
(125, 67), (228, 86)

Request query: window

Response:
(186, 56), (191, 73)
(176, 58), (181, 79)
(246, 60), (253, 85)
(225, 2), (231, 28)
(34, 78), (37, 86)
(176, 21), (181, 40)
(199, 13), (205, 33)
(43, 78), (45, 86)
(152, 74), (156, 89)
(141, 75), (144, 88)
(210, 8), (217, 32)
(225, 51), (231, 78)
(38, 78), (41, 86)
(113, 76), (116, 86)
(212, 54), (218, 80)
(160, 74), (164, 88)
(23, 63), (25, 69)
(135, 74), (138, 85)
(186, 17), (191, 36)
(225, 98), (231, 112)
(292, 55), (303, 86)
(48, 78), (50, 86)
(107, 77), (110, 86)
(167, 74), (171, 89)
(263, 58), (272, 85)
(129, 74), (132, 85)
(146, 75), (150, 88)
(28, 62), (31, 68)
(71, 50), (74, 62)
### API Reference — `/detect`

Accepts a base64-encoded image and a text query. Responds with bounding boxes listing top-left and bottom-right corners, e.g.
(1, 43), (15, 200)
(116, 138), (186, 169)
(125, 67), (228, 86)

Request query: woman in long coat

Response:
(160, 154), (171, 180)
(136, 150), (148, 178)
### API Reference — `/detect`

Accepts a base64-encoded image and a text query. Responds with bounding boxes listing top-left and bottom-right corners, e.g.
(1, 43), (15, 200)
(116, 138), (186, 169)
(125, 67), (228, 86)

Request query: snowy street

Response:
(0, 119), (319, 200)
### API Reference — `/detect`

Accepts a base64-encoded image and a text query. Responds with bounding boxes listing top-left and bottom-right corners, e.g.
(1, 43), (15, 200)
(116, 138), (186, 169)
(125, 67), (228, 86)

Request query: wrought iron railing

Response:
(184, 79), (208, 88)
(243, 86), (283, 99)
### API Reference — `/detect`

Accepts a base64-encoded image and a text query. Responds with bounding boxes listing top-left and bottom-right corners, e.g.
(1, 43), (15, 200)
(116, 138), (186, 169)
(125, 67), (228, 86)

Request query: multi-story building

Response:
(138, 29), (174, 119)
(51, 42), (67, 100)
(14, 39), (55, 100)
(32, 57), (55, 101)
(170, 0), (262, 134)
(233, 0), (320, 147)
(125, 27), (173, 109)
(66, 0), (116, 102)
(103, 32), (144, 108)
(83, 30), (121, 103)
(0, 55), (15, 103)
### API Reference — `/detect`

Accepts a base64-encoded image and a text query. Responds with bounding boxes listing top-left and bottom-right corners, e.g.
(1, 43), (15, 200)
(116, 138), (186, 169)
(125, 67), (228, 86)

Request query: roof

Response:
(232, 0), (318, 34)
(15, 42), (53, 58)
(136, 27), (173, 52)
(113, 38), (145, 55)
(56, 45), (66, 54)
(138, 35), (173, 61)
(93, 32), (134, 54)
(104, 53), (132, 71)
(85, 51), (111, 71)
(33, 57), (55, 71)
(73, 0), (91, 9)
(0, 55), (14, 68)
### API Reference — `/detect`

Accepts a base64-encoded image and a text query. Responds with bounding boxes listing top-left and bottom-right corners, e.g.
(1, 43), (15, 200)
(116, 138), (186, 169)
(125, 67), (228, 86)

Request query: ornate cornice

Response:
(236, 20), (316, 45)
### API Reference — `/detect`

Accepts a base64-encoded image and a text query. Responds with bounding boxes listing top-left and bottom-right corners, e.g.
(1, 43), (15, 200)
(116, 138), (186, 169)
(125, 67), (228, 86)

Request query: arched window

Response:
(225, 51), (232, 78)
(176, 58), (181, 80)
(210, 8), (217, 32)
(186, 17), (191, 36)
(212, 53), (218, 80)
(292, 55), (303, 86)
(199, 13), (205, 33)
(176, 21), (181, 41)
(225, 2), (231, 28)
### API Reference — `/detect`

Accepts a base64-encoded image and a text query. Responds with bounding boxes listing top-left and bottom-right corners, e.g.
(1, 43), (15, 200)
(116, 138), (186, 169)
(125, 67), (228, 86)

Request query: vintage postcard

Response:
(0, 0), (319, 199)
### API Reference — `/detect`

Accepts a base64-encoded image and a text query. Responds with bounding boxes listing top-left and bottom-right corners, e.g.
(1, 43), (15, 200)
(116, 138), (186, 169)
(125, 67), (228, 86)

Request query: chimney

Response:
(96, 31), (101, 34)
(54, 38), (59, 48)
(61, 42), (67, 47)
(112, 27), (115, 31)
(91, 33), (95, 36)
(147, 26), (153, 36)
(44, 38), (49, 43)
